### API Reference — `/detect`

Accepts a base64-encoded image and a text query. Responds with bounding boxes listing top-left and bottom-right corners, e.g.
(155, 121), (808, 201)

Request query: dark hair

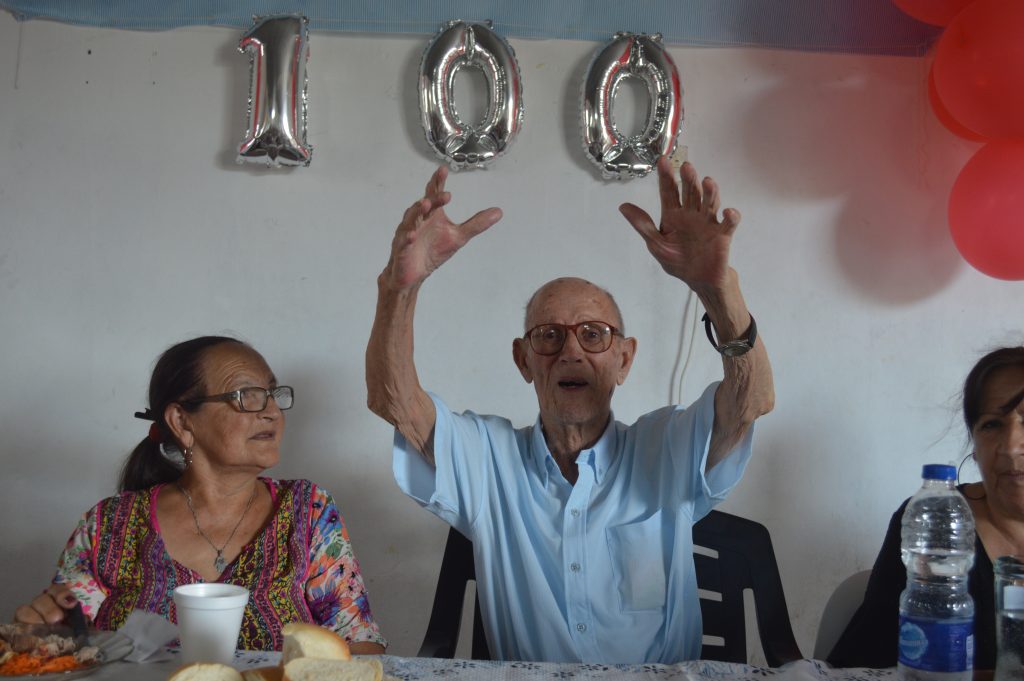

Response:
(119, 336), (248, 492)
(962, 346), (1024, 438)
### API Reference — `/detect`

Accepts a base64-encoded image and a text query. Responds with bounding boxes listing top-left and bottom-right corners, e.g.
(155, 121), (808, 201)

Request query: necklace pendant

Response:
(214, 553), (226, 573)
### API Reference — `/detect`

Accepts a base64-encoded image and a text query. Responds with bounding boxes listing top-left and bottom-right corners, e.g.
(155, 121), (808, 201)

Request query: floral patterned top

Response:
(52, 478), (386, 651)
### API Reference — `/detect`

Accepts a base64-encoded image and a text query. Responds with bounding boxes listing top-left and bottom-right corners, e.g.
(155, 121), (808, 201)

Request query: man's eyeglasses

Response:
(524, 321), (622, 356)
(182, 386), (294, 413)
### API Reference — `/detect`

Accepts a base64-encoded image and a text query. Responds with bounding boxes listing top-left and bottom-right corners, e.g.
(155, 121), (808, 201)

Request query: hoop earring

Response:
(958, 452), (985, 500)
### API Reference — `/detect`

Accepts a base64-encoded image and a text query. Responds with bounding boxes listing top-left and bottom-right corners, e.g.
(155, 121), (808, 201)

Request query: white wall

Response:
(0, 13), (1018, 660)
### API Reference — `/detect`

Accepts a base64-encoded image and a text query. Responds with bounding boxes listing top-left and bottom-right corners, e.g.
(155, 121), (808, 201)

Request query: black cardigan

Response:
(826, 486), (995, 669)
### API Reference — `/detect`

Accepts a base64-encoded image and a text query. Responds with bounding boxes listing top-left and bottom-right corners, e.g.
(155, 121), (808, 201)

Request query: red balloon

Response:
(927, 65), (987, 142)
(933, 0), (1024, 140)
(893, 0), (976, 26)
(948, 142), (1024, 280)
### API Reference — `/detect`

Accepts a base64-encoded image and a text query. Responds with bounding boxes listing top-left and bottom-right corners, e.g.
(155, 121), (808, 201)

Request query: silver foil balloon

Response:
(419, 21), (524, 170)
(237, 15), (312, 167)
(581, 32), (682, 180)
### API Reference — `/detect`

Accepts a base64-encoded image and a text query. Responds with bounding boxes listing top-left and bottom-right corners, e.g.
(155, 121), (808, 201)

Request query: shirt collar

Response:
(529, 413), (617, 485)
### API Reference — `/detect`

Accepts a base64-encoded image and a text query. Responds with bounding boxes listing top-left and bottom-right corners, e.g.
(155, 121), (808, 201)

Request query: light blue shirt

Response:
(393, 381), (753, 664)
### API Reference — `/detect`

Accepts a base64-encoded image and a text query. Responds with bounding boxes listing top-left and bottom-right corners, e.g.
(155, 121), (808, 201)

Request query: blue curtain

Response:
(0, 0), (939, 55)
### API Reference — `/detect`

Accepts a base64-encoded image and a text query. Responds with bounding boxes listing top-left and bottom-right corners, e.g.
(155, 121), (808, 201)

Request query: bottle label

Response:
(898, 615), (974, 672)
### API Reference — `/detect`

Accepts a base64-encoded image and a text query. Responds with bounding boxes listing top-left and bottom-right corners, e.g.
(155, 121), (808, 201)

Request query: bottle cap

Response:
(922, 464), (956, 480)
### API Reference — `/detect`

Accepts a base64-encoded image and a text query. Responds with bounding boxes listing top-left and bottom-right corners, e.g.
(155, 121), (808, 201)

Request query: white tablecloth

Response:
(381, 657), (895, 681)
(82, 652), (897, 681)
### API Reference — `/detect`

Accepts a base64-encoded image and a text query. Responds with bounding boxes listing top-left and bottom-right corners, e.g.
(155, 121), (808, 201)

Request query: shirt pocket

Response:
(605, 510), (667, 612)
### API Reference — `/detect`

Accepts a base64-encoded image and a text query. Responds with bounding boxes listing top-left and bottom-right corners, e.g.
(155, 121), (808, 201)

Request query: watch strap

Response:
(701, 312), (757, 357)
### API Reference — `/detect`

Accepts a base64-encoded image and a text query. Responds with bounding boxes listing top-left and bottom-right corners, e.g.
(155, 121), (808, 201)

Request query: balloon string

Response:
(668, 290), (698, 405)
(677, 294), (699, 405)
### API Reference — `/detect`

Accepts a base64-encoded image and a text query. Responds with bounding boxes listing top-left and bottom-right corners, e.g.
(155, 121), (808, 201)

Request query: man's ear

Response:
(616, 337), (638, 386)
(512, 338), (534, 383)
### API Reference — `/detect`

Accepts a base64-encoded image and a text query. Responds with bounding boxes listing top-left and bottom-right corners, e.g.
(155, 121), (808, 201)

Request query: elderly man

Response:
(366, 158), (773, 664)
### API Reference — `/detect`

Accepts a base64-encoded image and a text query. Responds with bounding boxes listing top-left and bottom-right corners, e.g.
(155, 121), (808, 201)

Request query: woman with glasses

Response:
(13, 336), (386, 654)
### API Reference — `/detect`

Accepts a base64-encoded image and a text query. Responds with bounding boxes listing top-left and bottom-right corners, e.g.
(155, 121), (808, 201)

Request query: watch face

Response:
(721, 341), (753, 357)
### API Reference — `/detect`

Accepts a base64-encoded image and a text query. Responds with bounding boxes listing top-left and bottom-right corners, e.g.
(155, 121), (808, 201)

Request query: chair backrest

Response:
(419, 512), (802, 665)
(812, 569), (871, 660)
(692, 510), (803, 666)
(417, 527), (492, 659)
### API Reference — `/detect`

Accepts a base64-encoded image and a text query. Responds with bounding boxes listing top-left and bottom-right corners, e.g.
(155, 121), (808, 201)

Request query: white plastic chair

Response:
(813, 570), (872, 660)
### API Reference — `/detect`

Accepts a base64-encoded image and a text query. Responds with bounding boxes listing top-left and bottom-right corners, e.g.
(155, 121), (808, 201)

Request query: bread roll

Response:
(282, 657), (383, 681)
(240, 666), (284, 681)
(167, 662), (244, 681)
(280, 623), (351, 664)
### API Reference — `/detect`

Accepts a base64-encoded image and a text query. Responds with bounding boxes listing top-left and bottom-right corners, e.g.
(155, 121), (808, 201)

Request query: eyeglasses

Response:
(524, 321), (622, 356)
(182, 386), (294, 413)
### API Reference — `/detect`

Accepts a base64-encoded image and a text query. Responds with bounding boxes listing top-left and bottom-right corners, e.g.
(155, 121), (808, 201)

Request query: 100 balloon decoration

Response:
(235, 9), (1022, 280)
(235, 15), (682, 182)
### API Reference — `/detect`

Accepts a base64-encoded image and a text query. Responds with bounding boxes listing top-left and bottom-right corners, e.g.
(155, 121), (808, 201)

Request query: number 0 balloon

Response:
(237, 15), (313, 167)
(581, 32), (682, 180)
(419, 21), (524, 170)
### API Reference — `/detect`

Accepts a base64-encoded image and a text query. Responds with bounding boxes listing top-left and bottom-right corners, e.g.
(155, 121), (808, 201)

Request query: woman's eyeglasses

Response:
(182, 386), (294, 412)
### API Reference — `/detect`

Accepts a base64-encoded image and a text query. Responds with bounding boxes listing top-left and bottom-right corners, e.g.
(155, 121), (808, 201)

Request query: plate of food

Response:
(0, 623), (132, 679)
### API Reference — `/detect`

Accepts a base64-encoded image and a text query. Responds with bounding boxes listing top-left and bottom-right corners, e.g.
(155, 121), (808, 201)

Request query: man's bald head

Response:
(523, 278), (625, 333)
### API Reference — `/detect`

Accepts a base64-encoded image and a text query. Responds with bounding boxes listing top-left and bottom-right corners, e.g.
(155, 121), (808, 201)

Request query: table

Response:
(82, 652), (898, 681)
(382, 657), (895, 681)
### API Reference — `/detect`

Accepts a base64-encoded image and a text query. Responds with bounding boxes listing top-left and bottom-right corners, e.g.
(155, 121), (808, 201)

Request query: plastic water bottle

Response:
(898, 464), (975, 681)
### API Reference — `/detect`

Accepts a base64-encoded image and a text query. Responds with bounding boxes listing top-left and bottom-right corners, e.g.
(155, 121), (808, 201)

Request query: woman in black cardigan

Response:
(828, 346), (1024, 669)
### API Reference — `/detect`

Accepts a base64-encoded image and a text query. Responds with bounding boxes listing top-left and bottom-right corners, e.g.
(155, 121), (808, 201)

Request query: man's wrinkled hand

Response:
(619, 158), (740, 293)
(384, 166), (503, 290)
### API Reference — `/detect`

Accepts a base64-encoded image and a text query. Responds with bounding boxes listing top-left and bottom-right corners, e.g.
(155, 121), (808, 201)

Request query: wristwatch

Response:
(702, 313), (757, 357)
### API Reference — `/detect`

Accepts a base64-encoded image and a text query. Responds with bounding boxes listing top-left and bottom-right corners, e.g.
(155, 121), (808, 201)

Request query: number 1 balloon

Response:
(419, 21), (524, 170)
(237, 14), (312, 167)
(581, 32), (682, 180)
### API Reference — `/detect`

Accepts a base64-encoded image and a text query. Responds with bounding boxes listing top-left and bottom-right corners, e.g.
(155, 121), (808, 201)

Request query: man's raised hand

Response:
(385, 166), (503, 289)
(619, 158), (740, 294)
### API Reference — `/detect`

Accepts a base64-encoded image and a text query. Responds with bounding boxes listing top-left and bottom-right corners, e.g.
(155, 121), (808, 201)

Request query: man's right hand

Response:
(367, 166), (500, 456)
(383, 166), (503, 289)
(14, 584), (78, 625)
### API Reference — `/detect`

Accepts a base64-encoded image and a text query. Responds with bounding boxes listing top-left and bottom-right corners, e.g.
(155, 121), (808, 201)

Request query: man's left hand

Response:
(619, 157), (740, 294)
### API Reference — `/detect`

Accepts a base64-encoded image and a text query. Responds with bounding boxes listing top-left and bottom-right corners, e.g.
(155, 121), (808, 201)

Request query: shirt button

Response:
(571, 509), (580, 518)
(577, 623), (587, 632)
(570, 562), (581, 572)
